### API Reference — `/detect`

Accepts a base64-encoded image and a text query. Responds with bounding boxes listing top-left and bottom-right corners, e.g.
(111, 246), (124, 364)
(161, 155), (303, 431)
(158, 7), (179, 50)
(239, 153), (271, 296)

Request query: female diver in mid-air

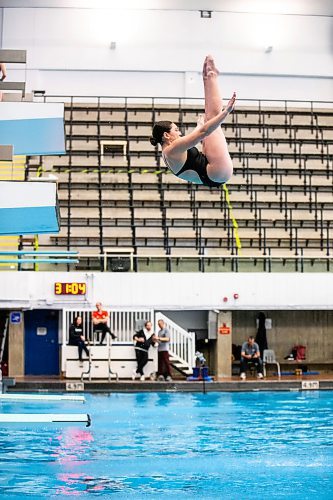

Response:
(150, 55), (236, 187)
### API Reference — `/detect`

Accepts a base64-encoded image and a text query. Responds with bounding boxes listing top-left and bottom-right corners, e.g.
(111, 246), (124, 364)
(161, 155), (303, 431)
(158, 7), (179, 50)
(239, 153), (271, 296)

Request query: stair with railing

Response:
(155, 312), (195, 376)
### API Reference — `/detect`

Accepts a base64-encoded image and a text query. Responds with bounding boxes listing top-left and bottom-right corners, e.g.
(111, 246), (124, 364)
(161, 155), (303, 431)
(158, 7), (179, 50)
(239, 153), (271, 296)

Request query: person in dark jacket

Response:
(132, 320), (158, 381)
(255, 311), (268, 358)
(69, 316), (90, 362)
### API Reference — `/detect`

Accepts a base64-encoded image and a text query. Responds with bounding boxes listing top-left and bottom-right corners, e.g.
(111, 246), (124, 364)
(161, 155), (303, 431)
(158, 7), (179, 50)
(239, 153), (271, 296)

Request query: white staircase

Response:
(155, 312), (195, 376)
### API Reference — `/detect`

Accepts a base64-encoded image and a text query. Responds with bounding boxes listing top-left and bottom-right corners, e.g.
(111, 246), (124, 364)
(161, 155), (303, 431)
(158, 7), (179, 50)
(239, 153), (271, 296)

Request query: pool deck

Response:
(5, 374), (333, 392)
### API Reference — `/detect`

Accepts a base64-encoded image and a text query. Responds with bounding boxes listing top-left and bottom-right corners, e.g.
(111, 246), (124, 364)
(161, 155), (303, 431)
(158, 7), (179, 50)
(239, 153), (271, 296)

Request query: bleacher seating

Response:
(25, 98), (333, 271)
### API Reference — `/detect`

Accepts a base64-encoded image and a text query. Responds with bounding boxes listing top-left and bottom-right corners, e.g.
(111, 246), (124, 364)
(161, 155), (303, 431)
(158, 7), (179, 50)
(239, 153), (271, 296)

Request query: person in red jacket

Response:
(91, 302), (116, 345)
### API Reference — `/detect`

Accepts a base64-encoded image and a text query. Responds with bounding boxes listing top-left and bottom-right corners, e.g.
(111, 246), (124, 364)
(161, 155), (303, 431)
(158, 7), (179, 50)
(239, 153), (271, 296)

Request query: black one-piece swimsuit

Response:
(163, 147), (224, 188)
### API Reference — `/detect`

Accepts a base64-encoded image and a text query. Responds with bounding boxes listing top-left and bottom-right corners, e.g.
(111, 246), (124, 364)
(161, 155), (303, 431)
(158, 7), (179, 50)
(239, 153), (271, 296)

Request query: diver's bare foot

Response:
(203, 54), (219, 79)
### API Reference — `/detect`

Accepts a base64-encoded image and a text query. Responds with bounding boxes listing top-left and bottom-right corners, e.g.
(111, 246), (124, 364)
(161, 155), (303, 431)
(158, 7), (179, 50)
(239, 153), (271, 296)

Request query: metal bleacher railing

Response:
(19, 95), (333, 272)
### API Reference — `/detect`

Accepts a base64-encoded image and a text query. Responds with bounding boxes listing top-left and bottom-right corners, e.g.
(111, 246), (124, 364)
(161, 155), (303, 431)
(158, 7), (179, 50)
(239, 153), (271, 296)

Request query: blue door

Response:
(24, 310), (59, 375)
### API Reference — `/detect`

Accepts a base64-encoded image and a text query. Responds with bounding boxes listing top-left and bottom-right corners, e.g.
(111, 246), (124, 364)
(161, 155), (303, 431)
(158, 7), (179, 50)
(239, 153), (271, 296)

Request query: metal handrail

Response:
(0, 259), (78, 264)
(0, 251), (77, 255)
(0, 317), (9, 364)
(77, 252), (333, 260)
(155, 312), (195, 374)
(39, 94), (333, 107)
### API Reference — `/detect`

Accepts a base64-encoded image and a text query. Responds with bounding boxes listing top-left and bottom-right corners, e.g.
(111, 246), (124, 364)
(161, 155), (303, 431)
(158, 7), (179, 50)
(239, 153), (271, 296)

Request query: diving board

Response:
(0, 102), (65, 155)
(0, 413), (91, 427)
(0, 49), (27, 63)
(0, 82), (25, 92)
(0, 394), (85, 403)
(0, 181), (59, 235)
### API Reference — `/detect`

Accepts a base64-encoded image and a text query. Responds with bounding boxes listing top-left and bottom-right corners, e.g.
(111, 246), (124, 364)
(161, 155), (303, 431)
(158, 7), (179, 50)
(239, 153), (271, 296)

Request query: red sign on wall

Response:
(219, 324), (231, 335)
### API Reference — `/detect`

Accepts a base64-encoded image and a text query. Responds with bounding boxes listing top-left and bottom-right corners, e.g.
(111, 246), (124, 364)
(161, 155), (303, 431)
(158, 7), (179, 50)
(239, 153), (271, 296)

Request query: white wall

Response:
(0, 8), (3, 47)
(1, 272), (333, 311)
(2, 4), (333, 101)
(161, 310), (208, 331)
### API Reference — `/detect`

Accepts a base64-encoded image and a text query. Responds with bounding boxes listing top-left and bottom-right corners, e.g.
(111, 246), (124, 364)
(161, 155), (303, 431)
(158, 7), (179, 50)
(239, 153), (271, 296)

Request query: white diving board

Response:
(0, 413), (91, 426)
(0, 102), (65, 155)
(0, 394), (85, 403)
(0, 181), (60, 235)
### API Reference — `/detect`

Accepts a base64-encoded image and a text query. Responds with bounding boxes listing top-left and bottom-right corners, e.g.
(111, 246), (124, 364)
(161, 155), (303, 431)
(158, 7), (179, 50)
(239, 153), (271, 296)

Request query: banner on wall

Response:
(0, 103), (65, 155)
(0, 181), (59, 234)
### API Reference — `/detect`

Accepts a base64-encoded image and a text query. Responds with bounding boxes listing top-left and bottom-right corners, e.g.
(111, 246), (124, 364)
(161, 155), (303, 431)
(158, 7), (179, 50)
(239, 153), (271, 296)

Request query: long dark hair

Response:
(73, 316), (82, 326)
(149, 121), (172, 146)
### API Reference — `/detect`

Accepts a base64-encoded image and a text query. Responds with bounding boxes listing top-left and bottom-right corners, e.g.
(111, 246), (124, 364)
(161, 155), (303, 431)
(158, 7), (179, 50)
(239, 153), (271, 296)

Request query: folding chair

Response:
(263, 349), (281, 378)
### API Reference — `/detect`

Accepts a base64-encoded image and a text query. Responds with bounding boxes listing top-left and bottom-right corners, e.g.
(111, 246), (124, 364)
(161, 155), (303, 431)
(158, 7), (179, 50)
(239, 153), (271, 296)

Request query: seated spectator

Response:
(132, 320), (158, 381)
(68, 316), (90, 363)
(240, 336), (263, 380)
(92, 302), (116, 345)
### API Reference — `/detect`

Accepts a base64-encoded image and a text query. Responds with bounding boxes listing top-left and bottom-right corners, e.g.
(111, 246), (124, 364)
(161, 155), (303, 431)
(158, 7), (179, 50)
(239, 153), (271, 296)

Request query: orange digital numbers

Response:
(54, 282), (86, 295)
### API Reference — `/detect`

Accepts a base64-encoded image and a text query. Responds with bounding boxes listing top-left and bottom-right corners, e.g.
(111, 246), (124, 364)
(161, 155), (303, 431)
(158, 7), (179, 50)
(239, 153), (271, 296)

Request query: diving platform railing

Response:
(0, 250), (78, 265)
(1, 250), (333, 272)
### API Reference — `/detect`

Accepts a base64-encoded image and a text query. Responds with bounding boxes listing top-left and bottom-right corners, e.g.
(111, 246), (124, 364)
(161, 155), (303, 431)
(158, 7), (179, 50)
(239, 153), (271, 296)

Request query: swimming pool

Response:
(0, 391), (332, 498)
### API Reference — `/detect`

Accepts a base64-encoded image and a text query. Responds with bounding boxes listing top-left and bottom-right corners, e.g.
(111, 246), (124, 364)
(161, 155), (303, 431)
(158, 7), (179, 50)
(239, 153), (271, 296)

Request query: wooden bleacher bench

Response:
(232, 359), (333, 375)
(30, 99), (333, 267)
(279, 360), (333, 372)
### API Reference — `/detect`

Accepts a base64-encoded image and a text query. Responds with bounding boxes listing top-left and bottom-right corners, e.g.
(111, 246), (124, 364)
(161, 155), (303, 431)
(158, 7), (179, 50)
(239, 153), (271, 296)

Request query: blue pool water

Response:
(0, 391), (332, 499)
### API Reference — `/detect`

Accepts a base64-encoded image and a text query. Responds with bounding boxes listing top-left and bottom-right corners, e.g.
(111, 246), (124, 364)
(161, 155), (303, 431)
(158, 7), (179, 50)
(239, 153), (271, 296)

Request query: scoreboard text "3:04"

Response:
(54, 282), (87, 295)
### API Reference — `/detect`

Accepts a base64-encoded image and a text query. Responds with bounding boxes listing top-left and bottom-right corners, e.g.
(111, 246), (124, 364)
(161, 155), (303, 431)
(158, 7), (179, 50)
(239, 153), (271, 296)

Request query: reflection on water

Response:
(0, 392), (332, 497)
(52, 428), (94, 464)
(56, 473), (128, 495)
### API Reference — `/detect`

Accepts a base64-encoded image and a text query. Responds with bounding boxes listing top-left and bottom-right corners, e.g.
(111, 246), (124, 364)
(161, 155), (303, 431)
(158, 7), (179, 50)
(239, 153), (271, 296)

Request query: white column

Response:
(215, 311), (232, 379)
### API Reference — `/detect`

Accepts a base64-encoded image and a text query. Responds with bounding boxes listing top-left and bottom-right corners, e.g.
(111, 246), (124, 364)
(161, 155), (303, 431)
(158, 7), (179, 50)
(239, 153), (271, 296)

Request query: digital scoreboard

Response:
(54, 282), (87, 295)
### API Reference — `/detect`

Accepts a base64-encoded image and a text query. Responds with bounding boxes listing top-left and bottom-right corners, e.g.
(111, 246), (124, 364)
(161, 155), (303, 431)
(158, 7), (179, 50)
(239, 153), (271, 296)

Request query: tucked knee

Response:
(222, 162), (233, 182)
(208, 162), (233, 183)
